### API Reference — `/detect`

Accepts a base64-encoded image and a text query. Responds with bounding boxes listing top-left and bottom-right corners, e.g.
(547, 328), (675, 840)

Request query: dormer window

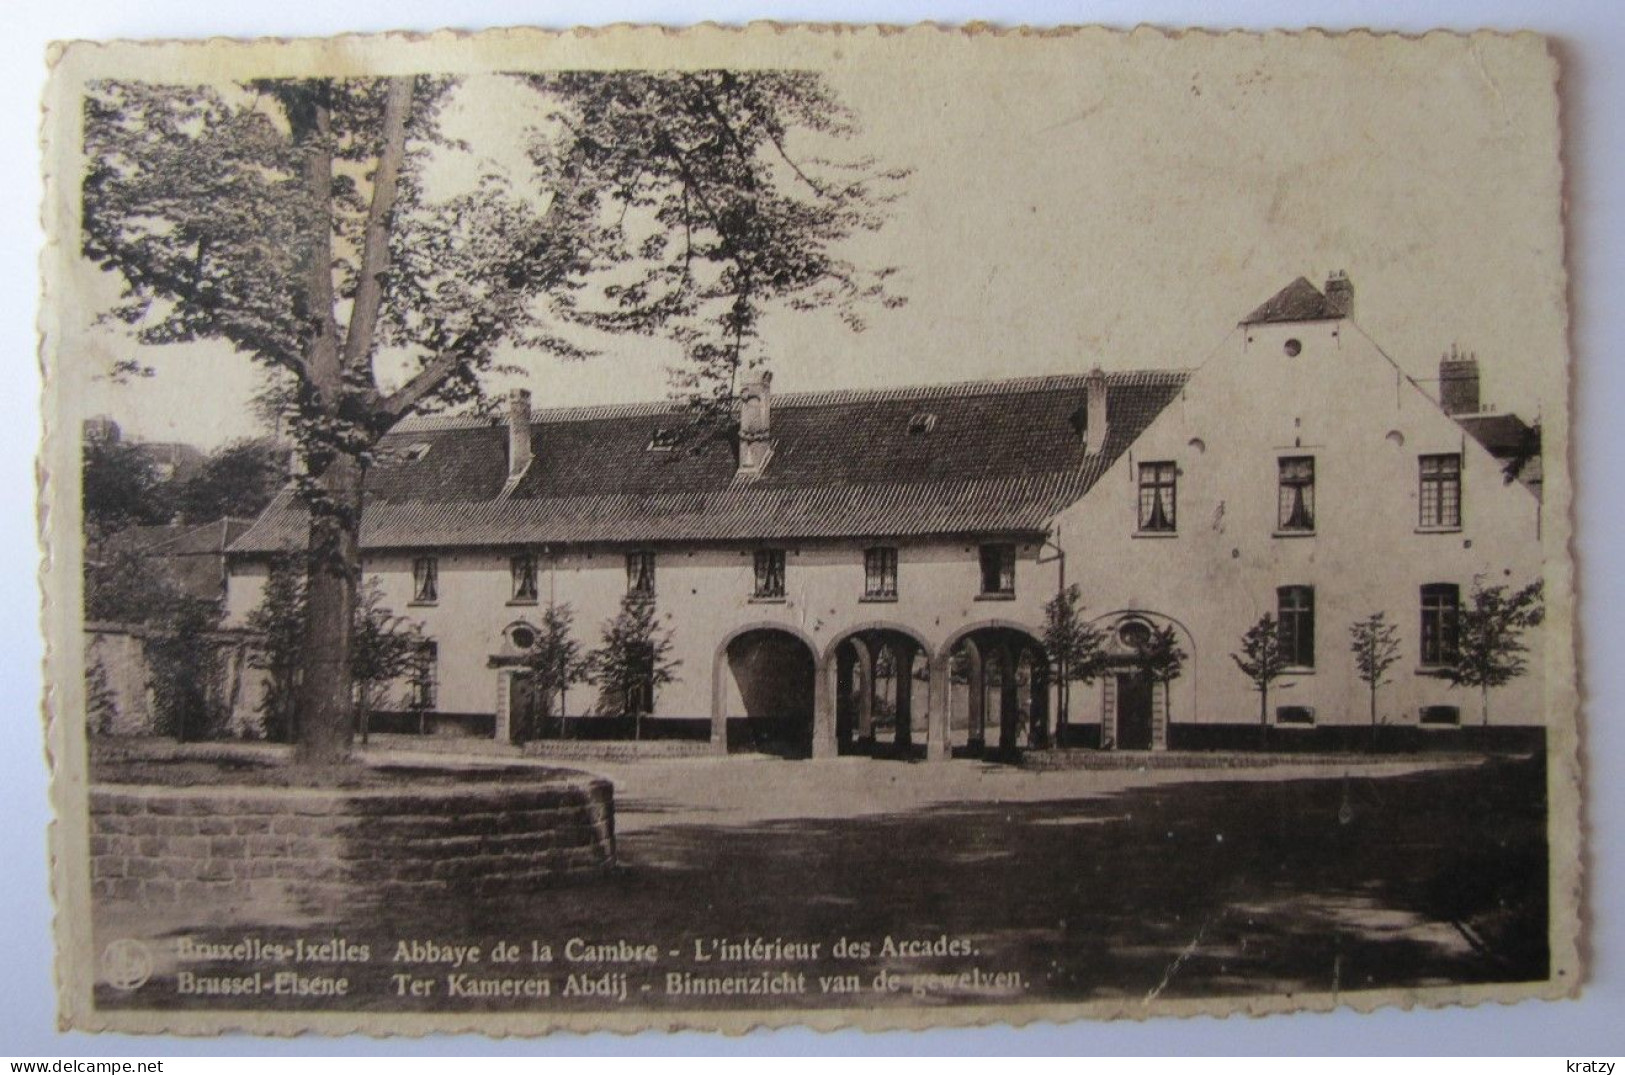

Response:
(647, 428), (681, 451)
(907, 412), (938, 435)
(402, 442), (432, 462)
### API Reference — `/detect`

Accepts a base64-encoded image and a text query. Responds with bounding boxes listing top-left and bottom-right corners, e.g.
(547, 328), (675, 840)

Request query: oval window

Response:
(1283, 338), (1303, 357)
(1117, 620), (1152, 650)
(509, 625), (537, 650)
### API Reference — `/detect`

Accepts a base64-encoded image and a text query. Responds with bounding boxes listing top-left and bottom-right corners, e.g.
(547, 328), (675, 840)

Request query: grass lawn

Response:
(95, 753), (1548, 1014)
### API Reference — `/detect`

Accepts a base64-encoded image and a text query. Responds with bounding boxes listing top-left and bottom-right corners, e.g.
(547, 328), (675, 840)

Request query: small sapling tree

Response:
(245, 556), (308, 742)
(1042, 583), (1108, 743)
(517, 603), (591, 741)
(1444, 578), (1545, 726)
(589, 594), (681, 740)
(351, 579), (428, 745)
(1232, 613), (1291, 747)
(1142, 623), (1189, 727)
(1349, 611), (1402, 748)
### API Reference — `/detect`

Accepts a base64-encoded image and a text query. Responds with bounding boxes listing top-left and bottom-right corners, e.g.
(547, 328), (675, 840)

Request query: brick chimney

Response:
(1084, 367), (1109, 455)
(1324, 270), (1353, 318)
(1439, 344), (1480, 416)
(737, 372), (773, 476)
(506, 388), (533, 481)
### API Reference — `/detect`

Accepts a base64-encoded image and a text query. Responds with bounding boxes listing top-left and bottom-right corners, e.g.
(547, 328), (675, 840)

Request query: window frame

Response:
(626, 550), (657, 599)
(978, 543), (1017, 597)
(510, 553), (539, 604)
(1420, 582), (1461, 668)
(1137, 461), (1178, 534)
(411, 556), (438, 605)
(1418, 453), (1463, 529)
(863, 546), (899, 601)
(1276, 584), (1316, 670)
(753, 548), (787, 599)
(1276, 456), (1316, 533)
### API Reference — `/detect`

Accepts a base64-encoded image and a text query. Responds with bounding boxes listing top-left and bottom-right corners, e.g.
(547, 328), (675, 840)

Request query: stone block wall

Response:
(89, 777), (614, 913)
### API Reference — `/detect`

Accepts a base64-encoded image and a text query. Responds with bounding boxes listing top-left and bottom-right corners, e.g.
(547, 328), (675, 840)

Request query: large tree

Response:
(83, 72), (904, 763)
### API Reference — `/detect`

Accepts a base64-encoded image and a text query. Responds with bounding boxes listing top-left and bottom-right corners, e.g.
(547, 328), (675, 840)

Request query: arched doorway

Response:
(827, 626), (933, 759)
(945, 624), (1049, 757)
(1091, 612), (1196, 752)
(716, 627), (819, 757)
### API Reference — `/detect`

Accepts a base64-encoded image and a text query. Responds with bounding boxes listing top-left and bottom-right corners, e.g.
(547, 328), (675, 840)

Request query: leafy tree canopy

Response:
(83, 72), (905, 763)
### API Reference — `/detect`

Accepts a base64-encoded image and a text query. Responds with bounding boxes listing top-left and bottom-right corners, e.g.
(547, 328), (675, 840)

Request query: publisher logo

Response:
(101, 938), (153, 991)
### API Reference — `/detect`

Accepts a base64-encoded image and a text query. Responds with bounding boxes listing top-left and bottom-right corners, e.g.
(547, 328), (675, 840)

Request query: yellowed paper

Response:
(42, 24), (1578, 1036)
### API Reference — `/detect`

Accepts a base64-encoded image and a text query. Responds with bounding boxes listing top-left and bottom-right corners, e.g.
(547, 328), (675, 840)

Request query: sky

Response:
(63, 29), (1566, 451)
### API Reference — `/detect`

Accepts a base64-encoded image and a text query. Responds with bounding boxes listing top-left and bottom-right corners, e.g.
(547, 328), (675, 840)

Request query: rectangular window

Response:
(1419, 453), (1462, 528)
(1420, 582), (1461, 667)
(1277, 456), (1316, 531)
(1138, 462), (1177, 532)
(979, 544), (1016, 596)
(511, 554), (538, 603)
(411, 556), (438, 604)
(1277, 585), (1315, 668)
(1420, 704), (1461, 727)
(1276, 705), (1316, 726)
(864, 546), (898, 599)
(412, 641), (438, 710)
(753, 549), (786, 598)
(626, 551), (656, 597)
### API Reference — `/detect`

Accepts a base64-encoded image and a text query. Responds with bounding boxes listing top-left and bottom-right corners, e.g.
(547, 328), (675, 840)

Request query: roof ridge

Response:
(394, 368), (1191, 433)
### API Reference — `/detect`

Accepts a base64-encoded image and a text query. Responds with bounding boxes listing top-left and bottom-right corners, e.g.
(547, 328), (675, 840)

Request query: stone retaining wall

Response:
(90, 776), (614, 913)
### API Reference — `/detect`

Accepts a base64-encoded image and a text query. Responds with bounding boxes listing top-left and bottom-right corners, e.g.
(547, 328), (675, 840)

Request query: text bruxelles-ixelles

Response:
(174, 934), (977, 969)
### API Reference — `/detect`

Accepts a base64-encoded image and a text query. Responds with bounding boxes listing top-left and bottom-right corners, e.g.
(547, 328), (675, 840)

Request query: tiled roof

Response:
(230, 370), (1189, 553)
(1456, 412), (1543, 492)
(1455, 412), (1537, 457)
(110, 519), (253, 601)
(1241, 277), (1337, 325)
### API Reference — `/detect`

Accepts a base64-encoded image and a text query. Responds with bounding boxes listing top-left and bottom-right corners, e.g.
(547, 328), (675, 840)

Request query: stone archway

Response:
(943, 623), (1049, 757)
(824, 625), (935, 760)
(712, 625), (820, 757)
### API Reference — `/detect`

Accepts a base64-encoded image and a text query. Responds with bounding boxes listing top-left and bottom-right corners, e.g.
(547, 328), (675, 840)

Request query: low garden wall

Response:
(522, 739), (714, 761)
(90, 775), (614, 914)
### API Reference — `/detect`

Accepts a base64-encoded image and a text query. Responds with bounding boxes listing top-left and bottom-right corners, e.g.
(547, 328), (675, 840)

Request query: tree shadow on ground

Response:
(97, 756), (1546, 1012)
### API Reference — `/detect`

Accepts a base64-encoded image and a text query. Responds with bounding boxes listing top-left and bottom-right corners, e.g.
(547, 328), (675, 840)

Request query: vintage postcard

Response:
(40, 24), (1579, 1035)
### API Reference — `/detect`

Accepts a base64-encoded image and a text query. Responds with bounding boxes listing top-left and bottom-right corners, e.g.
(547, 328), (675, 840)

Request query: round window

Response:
(1283, 338), (1303, 357)
(1117, 620), (1152, 650)
(509, 625), (537, 650)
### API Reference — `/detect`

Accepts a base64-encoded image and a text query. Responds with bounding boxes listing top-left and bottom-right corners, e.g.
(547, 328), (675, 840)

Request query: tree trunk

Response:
(293, 454), (364, 766)
(1259, 683), (1269, 750)
(1370, 683), (1378, 750)
(1482, 685), (1491, 727)
(358, 682), (371, 746)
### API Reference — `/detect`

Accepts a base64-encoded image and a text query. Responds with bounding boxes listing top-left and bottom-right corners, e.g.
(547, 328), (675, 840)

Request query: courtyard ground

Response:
(95, 750), (1549, 1013)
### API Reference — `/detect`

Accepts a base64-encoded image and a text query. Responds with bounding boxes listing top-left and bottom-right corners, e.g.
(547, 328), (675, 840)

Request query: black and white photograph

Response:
(38, 23), (1578, 1036)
